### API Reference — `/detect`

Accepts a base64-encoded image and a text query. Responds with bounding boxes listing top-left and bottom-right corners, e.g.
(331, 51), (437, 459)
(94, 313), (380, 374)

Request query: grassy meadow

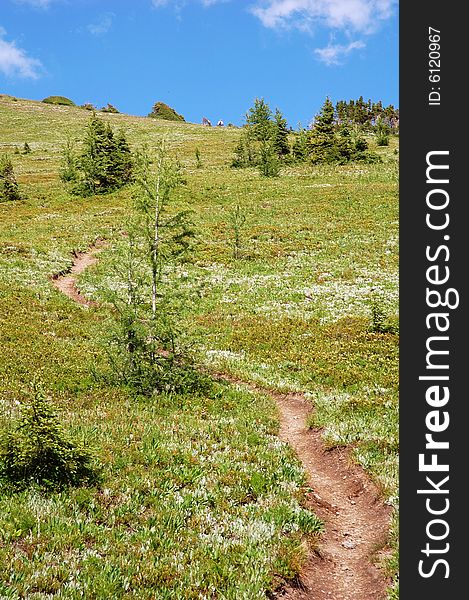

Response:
(0, 94), (399, 598)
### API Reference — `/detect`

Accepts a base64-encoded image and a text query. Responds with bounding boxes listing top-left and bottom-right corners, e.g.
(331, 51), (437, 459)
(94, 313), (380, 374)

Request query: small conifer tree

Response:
(310, 97), (338, 164)
(0, 384), (99, 489)
(0, 154), (21, 201)
(292, 126), (310, 162)
(105, 142), (209, 395)
(60, 114), (133, 195)
(246, 98), (274, 142)
(272, 108), (290, 157)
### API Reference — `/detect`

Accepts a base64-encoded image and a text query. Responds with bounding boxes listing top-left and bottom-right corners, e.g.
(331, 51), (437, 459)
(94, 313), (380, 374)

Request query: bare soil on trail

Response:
(51, 248), (394, 600)
(52, 241), (106, 306)
(272, 391), (392, 600)
(216, 377), (393, 600)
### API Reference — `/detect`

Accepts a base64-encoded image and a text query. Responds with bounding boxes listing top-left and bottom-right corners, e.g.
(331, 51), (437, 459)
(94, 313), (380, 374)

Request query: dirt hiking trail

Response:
(215, 377), (393, 600)
(52, 240), (106, 307)
(271, 389), (392, 599)
(52, 247), (394, 600)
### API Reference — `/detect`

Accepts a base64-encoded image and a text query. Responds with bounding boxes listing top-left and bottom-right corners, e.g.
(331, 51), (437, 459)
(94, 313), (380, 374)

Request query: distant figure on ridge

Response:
(202, 117), (212, 126)
(217, 120), (224, 127)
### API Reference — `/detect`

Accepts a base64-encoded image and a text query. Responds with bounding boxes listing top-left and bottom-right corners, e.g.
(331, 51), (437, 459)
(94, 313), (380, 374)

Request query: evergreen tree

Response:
(292, 126), (310, 162)
(0, 154), (20, 201)
(258, 139), (280, 177)
(0, 383), (99, 489)
(309, 98), (338, 164)
(335, 125), (355, 163)
(61, 114), (133, 195)
(245, 98), (273, 141)
(231, 128), (257, 168)
(272, 108), (290, 157)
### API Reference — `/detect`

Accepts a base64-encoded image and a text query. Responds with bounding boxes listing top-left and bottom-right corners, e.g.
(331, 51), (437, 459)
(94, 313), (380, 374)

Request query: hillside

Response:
(0, 95), (399, 598)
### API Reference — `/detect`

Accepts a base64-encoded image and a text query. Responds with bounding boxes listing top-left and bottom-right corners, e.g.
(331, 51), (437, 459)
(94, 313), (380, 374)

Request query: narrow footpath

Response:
(52, 245), (393, 600)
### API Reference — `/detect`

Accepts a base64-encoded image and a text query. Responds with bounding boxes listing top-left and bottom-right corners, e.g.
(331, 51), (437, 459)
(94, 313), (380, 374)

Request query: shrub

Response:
(23, 142), (31, 154)
(228, 203), (247, 259)
(231, 130), (257, 168)
(195, 146), (202, 168)
(292, 126), (310, 162)
(374, 117), (391, 146)
(104, 143), (209, 396)
(0, 154), (20, 202)
(60, 114), (133, 195)
(258, 140), (280, 177)
(148, 102), (185, 122)
(42, 96), (75, 107)
(232, 99), (290, 171)
(101, 103), (120, 114)
(81, 103), (96, 111)
(368, 291), (397, 334)
(59, 136), (78, 183)
(0, 385), (99, 490)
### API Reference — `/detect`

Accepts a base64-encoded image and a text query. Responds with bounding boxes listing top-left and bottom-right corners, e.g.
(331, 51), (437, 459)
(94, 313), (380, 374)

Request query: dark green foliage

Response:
(148, 101), (185, 122)
(228, 204), (247, 259)
(310, 100), (382, 165)
(81, 103), (96, 111)
(23, 142), (31, 154)
(374, 117), (391, 146)
(195, 146), (202, 168)
(245, 98), (274, 142)
(231, 129), (257, 168)
(0, 385), (99, 490)
(335, 97), (399, 131)
(42, 96), (75, 107)
(101, 103), (120, 114)
(0, 154), (21, 201)
(105, 143), (208, 396)
(369, 292), (398, 334)
(258, 140), (280, 177)
(335, 125), (355, 163)
(59, 136), (77, 183)
(232, 99), (289, 175)
(292, 127), (310, 162)
(310, 98), (339, 164)
(272, 108), (290, 157)
(60, 114), (133, 195)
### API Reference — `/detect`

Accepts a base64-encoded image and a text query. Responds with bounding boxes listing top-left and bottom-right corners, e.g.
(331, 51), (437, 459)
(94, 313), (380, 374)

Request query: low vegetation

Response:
(0, 383), (99, 490)
(148, 101), (185, 122)
(42, 96), (76, 107)
(59, 113), (133, 195)
(0, 93), (398, 597)
(0, 153), (20, 201)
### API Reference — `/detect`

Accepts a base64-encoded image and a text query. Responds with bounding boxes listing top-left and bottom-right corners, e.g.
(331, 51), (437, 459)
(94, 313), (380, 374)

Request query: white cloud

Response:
(87, 13), (115, 36)
(314, 39), (365, 65)
(0, 28), (43, 79)
(250, 0), (396, 34)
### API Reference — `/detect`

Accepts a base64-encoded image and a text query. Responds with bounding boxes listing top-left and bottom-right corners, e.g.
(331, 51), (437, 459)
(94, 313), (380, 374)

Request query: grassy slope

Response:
(0, 95), (398, 598)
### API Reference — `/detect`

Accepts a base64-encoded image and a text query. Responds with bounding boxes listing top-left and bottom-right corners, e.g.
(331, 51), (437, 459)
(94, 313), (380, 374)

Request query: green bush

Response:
(0, 386), (99, 490)
(258, 140), (280, 177)
(60, 114), (133, 195)
(0, 154), (21, 202)
(148, 101), (185, 122)
(42, 96), (75, 107)
(101, 103), (120, 114)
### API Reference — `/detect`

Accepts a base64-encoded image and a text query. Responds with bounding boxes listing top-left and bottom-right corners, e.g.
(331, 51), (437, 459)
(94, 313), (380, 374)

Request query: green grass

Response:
(0, 95), (398, 598)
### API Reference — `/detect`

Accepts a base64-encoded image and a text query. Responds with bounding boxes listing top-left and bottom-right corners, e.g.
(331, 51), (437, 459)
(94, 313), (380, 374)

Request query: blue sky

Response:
(0, 0), (398, 127)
